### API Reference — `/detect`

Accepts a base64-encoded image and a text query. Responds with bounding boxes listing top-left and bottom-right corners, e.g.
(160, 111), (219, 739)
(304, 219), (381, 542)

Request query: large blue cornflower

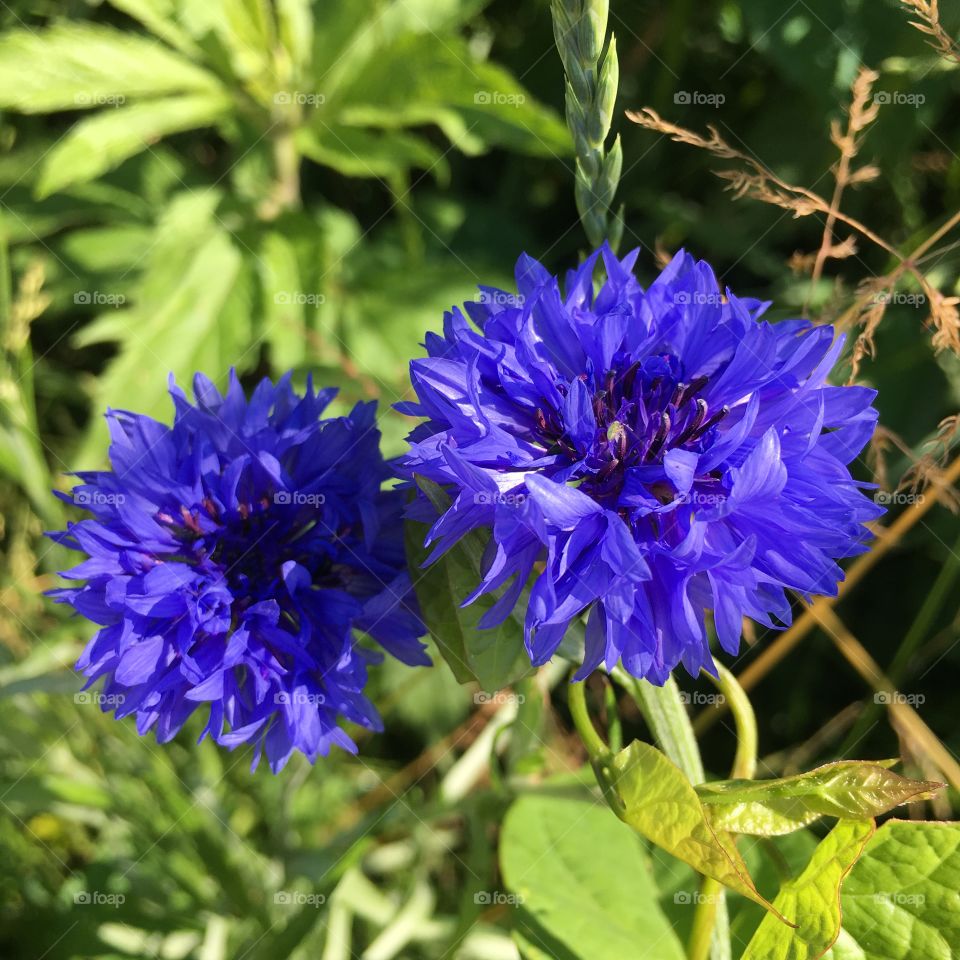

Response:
(50, 372), (429, 772)
(398, 245), (882, 683)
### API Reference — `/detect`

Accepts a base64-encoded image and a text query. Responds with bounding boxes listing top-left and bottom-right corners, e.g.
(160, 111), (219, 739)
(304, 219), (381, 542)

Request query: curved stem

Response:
(610, 667), (704, 782)
(710, 664), (758, 780)
(567, 675), (610, 763)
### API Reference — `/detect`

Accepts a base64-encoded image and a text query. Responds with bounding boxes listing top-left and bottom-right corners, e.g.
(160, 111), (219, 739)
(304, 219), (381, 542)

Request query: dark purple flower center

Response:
(535, 354), (728, 503)
(159, 496), (353, 626)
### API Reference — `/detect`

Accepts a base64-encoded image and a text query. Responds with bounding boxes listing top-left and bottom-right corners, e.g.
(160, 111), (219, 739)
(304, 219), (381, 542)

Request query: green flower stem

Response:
(710, 663), (758, 780)
(611, 666), (731, 960)
(567, 675), (610, 763)
(611, 667), (704, 782)
(687, 877), (724, 960)
(690, 664), (760, 960)
(568, 674), (628, 818)
(551, 0), (623, 250)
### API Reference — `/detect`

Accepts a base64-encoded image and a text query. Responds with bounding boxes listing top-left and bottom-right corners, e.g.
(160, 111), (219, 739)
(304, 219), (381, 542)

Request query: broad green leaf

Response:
(297, 125), (448, 181)
(742, 819), (875, 960)
(404, 478), (532, 692)
(59, 225), (155, 272)
(74, 193), (242, 466)
(105, 0), (201, 56)
(334, 35), (570, 158)
(611, 741), (787, 920)
(277, 0), (313, 76)
(824, 820), (960, 960)
(311, 0), (491, 98)
(500, 794), (686, 960)
(0, 24), (220, 113)
(698, 761), (942, 836)
(37, 93), (231, 197)
(257, 231), (307, 372)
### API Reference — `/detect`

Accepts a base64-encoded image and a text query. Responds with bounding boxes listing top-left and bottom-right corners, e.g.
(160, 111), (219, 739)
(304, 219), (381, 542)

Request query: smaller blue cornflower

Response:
(49, 372), (429, 772)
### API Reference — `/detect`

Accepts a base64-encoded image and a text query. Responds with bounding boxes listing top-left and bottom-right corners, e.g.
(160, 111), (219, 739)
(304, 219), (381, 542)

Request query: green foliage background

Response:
(1, 1), (959, 957)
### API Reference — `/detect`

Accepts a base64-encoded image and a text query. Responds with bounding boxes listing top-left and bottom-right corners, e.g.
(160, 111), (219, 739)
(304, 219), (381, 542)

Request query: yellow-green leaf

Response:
(825, 819), (960, 960)
(697, 761), (941, 836)
(611, 741), (789, 923)
(742, 819), (875, 960)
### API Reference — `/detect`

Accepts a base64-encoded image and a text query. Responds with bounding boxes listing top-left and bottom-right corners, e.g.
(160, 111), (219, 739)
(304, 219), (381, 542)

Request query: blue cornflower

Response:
(398, 245), (882, 683)
(50, 372), (429, 772)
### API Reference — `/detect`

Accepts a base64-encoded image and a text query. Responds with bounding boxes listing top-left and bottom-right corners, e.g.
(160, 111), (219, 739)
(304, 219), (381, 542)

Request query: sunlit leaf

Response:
(825, 820), (960, 960)
(37, 94), (231, 197)
(501, 793), (686, 960)
(611, 740), (788, 920)
(0, 23), (220, 112)
(698, 761), (942, 836)
(741, 819), (874, 960)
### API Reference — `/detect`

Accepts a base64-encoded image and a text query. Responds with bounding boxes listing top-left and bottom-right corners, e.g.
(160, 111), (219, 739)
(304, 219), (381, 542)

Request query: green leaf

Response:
(611, 741), (787, 920)
(333, 34), (570, 158)
(105, 0), (201, 56)
(500, 794), (686, 960)
(742, 819), (875, 960)
(256, 231), (307, 372)
(73, 191), (243, 467)
(37, 94), (231, 197)
(0, 24), (220, 113)
(697, 761), (942, 836)
(297, 125), (448, 181)
(403, 478), (532, 692)
(824, 820), (960, 960)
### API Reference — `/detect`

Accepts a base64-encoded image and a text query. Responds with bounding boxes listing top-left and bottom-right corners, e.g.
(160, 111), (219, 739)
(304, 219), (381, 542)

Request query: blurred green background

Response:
(2, 0), (960, 957)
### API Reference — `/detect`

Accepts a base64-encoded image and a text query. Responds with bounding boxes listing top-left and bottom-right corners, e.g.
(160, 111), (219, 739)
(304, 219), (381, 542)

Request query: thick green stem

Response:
(567, 676), (610, 763)
(610, 666), (731, 960)
(611, 667), (703, 782)
(687, 877), (722, 960)
(710, 664), (758, 780)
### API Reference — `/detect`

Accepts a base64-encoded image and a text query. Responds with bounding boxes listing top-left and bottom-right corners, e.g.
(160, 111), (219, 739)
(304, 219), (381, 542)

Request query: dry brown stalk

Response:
(807, 68), (881, 307)
(811, 604), (960, 791)
(900, 0), (960, 63)
(626, 106), (899, 259)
